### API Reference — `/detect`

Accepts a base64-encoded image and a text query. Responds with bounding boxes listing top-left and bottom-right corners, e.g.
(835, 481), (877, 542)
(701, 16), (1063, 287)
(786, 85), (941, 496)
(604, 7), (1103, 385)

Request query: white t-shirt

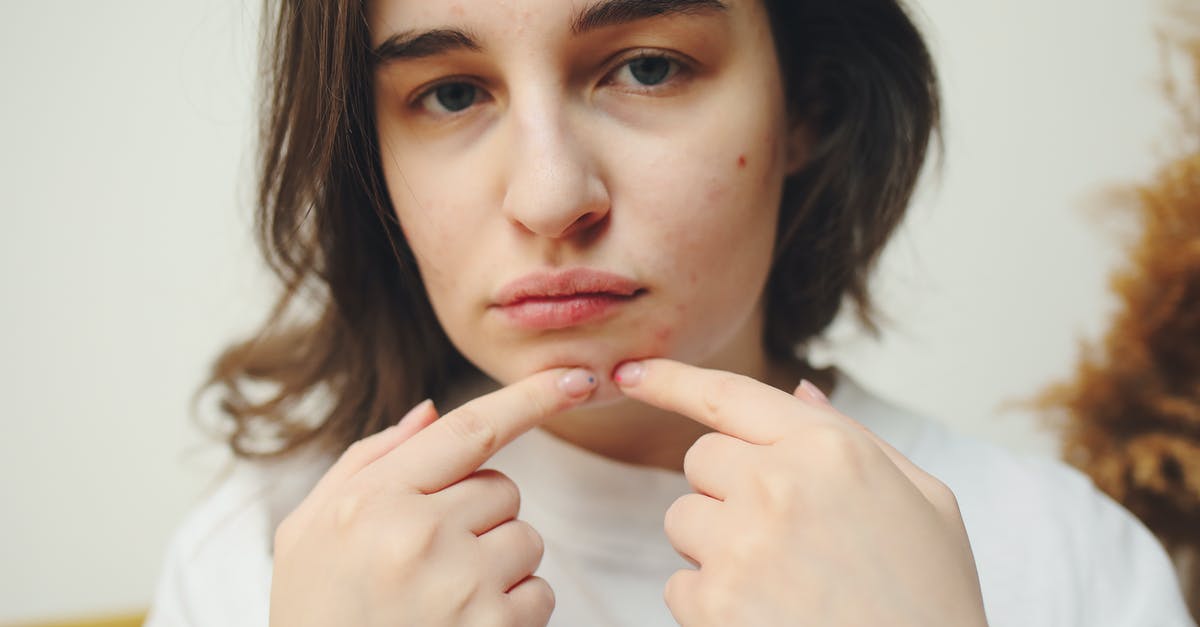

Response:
(145, 372), (1196, 626)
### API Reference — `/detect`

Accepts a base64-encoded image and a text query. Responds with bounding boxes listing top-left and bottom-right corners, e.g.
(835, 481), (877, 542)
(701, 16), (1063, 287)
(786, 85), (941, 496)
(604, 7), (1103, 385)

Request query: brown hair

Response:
(1036, 28), (1200, 619)
(198, 0), (941, 460)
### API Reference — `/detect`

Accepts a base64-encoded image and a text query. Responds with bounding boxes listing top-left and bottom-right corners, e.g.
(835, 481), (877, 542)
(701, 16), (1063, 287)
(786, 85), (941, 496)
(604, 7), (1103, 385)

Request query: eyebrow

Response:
(571, 0), (728, 34)
(371, 0), (729, 66)
(372, 28), (481, 65)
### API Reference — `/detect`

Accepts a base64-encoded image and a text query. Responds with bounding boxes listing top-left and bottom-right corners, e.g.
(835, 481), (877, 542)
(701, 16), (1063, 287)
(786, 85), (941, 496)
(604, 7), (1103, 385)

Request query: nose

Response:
(500, 105), (610, 240)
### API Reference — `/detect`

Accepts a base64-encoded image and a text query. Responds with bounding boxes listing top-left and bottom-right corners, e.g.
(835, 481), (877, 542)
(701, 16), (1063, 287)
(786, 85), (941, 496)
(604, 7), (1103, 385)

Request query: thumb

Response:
(308, 399), (441, 502)
(389, 399), (441, 443)
(357, 399), (441, 467)
(794, 379), (900, 456)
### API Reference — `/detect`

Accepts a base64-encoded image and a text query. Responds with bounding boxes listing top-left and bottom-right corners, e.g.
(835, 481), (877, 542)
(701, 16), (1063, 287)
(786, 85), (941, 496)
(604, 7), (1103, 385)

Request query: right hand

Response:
(269, 367), (599, 627)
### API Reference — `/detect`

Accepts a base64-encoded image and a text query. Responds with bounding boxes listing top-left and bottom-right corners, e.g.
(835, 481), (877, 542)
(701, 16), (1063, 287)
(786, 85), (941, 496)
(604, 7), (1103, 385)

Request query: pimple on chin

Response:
(737, 154), (747, 169)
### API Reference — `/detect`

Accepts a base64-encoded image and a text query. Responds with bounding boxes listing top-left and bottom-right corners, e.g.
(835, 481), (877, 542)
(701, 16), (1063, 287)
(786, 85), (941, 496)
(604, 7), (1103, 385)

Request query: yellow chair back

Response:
(3, 612), (145, 627)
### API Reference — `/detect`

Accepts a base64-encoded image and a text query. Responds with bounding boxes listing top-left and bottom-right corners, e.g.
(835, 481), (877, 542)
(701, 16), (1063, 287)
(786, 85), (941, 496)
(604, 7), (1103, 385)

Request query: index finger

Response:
(614, 358), (825, 444)
(378, 367), (598, 493)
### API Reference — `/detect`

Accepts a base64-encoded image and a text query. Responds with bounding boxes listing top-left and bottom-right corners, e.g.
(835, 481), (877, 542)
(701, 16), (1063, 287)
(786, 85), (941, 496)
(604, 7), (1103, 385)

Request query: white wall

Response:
(0, 0), (1179, 622)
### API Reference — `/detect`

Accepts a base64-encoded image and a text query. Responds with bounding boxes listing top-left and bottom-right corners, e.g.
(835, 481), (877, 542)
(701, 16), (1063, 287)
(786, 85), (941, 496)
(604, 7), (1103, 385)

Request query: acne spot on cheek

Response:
(737, 154), (747, 169)
(621, 326), (675, 371)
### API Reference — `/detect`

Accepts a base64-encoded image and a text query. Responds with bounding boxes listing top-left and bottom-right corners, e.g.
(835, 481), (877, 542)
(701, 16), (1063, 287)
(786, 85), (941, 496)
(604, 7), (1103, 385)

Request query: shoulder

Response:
(922, 423), (1191, 626)
(145, 447), (335, 627)
(833, 374), (1194, 626)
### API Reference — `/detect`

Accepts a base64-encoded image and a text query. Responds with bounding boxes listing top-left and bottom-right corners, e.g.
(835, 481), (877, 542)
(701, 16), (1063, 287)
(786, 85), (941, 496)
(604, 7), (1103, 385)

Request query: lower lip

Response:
(495, 293), (639, 330)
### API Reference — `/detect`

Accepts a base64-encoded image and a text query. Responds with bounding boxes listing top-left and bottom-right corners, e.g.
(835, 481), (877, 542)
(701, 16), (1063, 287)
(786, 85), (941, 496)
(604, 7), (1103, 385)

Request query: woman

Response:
(147, 0), (1194, 625)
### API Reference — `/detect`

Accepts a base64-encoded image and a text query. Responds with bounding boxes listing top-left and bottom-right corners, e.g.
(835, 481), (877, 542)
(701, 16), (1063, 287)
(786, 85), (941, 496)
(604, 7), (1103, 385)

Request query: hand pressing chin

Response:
(613, 359), (989, 627)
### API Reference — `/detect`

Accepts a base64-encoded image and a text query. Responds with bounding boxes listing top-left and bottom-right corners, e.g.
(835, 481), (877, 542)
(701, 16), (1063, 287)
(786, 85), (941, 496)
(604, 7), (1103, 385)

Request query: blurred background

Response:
(0, 0), (1183, 623)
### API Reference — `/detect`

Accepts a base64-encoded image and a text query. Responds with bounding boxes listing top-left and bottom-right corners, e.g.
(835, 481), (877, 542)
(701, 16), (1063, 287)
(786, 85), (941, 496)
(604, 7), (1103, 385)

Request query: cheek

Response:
(635, 160), (777, 274)
(394, 206), (456, 284)
(386, 174), (489, 327)
(378, 124), (488, 265)
(614, 143), (780, 348)
(647, 319), (677, 354)
(383, 150), (491, 287)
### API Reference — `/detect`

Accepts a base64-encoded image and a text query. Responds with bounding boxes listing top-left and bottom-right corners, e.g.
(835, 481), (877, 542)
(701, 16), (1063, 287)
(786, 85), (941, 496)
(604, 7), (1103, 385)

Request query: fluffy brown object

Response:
(1037, 27), (1200, 620)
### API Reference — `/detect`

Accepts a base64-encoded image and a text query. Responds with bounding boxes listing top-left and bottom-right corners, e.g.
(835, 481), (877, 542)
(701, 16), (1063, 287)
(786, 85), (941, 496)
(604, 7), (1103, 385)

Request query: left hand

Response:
(613, 359), (988, 627)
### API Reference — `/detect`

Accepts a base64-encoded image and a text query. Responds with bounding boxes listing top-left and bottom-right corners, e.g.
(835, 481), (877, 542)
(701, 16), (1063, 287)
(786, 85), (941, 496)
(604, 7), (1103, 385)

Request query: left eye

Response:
(418, 81), (483, 115)
(612, 55), (680, 88)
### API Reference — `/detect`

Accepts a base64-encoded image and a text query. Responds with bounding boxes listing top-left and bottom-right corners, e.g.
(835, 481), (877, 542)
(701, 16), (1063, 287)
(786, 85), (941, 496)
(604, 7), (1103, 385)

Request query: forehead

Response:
(367, 0), (735, 48)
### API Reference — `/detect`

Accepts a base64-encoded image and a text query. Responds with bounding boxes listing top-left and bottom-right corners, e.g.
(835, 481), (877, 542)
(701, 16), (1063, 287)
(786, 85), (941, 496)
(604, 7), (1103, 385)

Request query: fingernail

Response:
(557, 368), (598, 397)
(799, 379), (830, 405)
(613, 361), (644, 387)
(400, 399), (433, 425)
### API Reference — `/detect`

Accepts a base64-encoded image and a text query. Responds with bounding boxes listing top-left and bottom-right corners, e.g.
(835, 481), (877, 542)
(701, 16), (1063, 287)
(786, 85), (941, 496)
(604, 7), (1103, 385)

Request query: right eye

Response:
(417, 81), (484, 115)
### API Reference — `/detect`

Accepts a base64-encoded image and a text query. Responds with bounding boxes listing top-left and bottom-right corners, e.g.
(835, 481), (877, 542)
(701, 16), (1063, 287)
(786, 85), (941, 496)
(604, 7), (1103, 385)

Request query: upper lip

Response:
(492, 268), (644, 306)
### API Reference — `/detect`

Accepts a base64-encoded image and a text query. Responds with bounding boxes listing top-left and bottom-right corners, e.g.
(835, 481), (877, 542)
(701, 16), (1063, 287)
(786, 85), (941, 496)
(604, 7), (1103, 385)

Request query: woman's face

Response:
(371, 0), (797, 403)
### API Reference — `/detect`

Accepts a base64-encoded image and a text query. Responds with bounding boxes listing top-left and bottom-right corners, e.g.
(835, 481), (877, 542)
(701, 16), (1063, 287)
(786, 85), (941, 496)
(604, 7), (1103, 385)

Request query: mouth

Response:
(491, 268), (646, 330)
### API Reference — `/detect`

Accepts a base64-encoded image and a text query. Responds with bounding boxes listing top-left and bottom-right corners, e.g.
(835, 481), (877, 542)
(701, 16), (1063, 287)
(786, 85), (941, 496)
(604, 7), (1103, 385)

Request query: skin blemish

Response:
(641, 325), (674, 356)
(737, 154), (747, 169)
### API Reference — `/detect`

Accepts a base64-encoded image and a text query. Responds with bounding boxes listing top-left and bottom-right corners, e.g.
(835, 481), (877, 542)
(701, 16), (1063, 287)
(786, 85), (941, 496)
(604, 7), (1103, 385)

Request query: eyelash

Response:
(604, 51), (689, 93)
(411, 50), (692, 118)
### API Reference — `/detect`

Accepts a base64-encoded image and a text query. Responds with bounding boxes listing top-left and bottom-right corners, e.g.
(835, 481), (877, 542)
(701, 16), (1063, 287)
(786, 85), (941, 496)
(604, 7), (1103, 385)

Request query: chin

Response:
(578, 377), (627, 406)
(465, 332), (675, 393)
(474, 348), (637, 390)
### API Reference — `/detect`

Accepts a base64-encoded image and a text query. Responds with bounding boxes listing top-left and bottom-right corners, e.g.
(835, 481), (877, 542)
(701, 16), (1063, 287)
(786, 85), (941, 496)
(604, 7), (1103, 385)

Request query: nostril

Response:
(572, 212), (598, 230)
(566, 210), (609, 239)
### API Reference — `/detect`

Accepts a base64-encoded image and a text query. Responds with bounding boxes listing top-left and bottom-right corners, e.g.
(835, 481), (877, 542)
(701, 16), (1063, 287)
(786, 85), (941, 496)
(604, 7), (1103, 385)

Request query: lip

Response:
(491, 268), (645, 330)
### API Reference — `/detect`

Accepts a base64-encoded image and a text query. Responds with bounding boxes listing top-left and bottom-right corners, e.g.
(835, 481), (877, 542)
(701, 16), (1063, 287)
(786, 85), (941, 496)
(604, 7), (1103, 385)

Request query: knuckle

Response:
(495, 577), (553, 627)
(420, 566), (481, 621)
(516, 519), (545, 558)
(697, 578), (734, 622)
(519, 383), (554, 419)
(929, 477), (962, 514)
(469, 470), (522, 521)
(487, 470), (522, 512)
(445, 407), (498, 456)
(272, 515), (299, 555)
(472, 608), (511, 627)
(331, 491), (367, 535)
(663, 494), (691, 535)
(663, 570), (689, 609)
(683, 432), (721, 476)
(472, 609), (511, 627)
(808, 424), (867, 470)
(700, 373), (742, 424)
(336, 438), (373, 469)
(526, 576), (557, 619)
(340, 438), (365, 460)
(747, 469), (799, 516)
(725, 529), (765, 571)
(447, 575), (481, 615)
(380, 514), (441, 567)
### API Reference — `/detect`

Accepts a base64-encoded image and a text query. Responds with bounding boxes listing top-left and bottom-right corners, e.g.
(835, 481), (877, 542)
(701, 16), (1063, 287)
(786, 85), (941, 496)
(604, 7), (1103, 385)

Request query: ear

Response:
(783, 121), (811, 177)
